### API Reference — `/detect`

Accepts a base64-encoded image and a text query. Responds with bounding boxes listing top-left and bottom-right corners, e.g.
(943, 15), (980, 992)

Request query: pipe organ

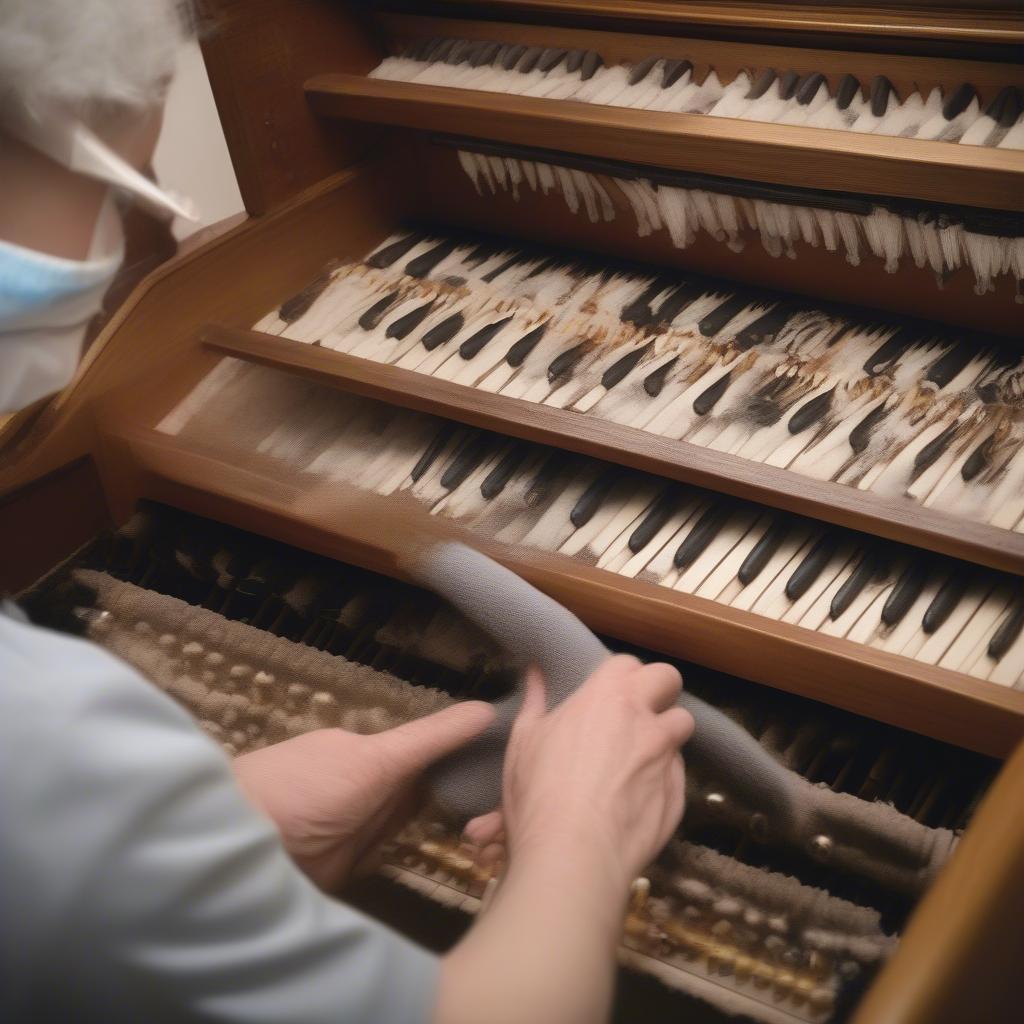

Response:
(3, 2), (1023, 1021)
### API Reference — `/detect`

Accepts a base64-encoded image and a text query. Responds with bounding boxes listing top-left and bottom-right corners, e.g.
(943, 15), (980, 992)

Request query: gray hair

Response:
(0, 0), (194, 116)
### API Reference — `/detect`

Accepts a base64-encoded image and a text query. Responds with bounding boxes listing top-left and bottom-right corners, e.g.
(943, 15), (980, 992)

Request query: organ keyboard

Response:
(2, 2), (1023, 1021)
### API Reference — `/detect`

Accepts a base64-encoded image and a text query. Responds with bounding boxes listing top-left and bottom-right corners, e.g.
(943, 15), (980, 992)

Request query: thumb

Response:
(511, 666), (547, 737)
(371, 700), (496, 775)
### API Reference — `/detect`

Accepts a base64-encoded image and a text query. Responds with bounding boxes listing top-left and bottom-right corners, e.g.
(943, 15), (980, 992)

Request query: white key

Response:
(674, 509), (758, 594)
(989, 602), (1024, 686)
(695, 514), (770, 600)
(940, 584), (1013, 674)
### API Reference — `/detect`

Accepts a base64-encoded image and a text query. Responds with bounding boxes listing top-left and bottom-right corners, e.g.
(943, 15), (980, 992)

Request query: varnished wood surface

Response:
(380, 12), (1024, 102)
(199, 0), (385, 215)
(413, 141), (1023, 338)
(419, 0), (1024, 45)
(306, 74), (1024, 212)
(853, 739), (1024, 1024)
(105, 422), (1024, 759)
(202, 324), (1024, 576)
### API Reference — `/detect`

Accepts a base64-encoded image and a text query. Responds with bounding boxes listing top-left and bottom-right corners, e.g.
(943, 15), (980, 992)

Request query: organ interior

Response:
(2, 2), (1023, 1022)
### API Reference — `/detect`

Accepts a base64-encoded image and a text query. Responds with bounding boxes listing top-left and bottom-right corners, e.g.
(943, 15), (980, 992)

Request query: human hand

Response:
(464, 656), (694, 892)
(233, 701), (494, 892)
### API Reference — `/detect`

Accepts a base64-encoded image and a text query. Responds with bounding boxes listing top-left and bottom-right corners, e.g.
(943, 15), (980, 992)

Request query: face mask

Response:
(0, 196), (124, 414)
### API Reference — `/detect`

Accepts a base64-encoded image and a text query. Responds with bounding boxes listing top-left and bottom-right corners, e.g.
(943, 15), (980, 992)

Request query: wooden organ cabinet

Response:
(2, 2), (1023, 1021)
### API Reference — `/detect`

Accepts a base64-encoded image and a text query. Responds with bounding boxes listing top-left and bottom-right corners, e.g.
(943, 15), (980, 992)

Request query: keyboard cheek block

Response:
(410, 538), (955, 894)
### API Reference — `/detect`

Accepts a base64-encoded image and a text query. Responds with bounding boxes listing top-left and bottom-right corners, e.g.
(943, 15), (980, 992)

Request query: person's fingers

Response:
(479, 842), (506, 869)
(632, 662), (683, 712)
(511, 666), (547, 735)
(463, 809), (505, 846)
(372, 700), (495, 773)
(659, 706), (696, 747)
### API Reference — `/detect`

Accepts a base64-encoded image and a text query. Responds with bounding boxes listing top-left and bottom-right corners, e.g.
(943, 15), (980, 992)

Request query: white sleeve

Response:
(0, 613), (438, 1024)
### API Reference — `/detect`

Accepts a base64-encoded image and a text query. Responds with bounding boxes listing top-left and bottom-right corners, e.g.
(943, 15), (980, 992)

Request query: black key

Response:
(538, 47), (568, 73)
(746, 69), (776, 101)
(777, 70), (800, 101)
(628, 56), (660, 86)
(788, 387), (835, 434)
(662, 58), (692, 89)
(942, 83), (976, 121)
(786, 534), (837, 600)
(565, 49), (585, 74)
(570, 472), (620, 527)
(481, 448), (528, 499)
(988, 599), (1024, 661)
(870, 75), (897, 117)
(421, 311), (464, 350)
(734, 305), (791, 349)
(914, 421), (960, 475)
(643, 356), (678, 397)
(506, 322), (548, 366)
(580, 50), (604, 80)
(922, 575), (968, 633)
(674, 504), (731, 569)
(480, 445), (528, 499)
(961, 434), (994, 481)
(864, 326), (918, 375)
(698, 295), (748, 337)
(444, 40), (474, 65)
(457, 41), (488, 67)
(481, 254), (523, 283)
(830, 553), (880, 619)
(628, 488), (681, 553)
(366, 233), (423, 269)
(836, 73), (861, 111)
(526, 455), (565, 505)
(429, 38), (457, 63)
(407, 38), (436, 61)
(358, 289), (401, 330)
(277, 270), (333, 324)
(738, 520), (789, 585)
(850, 401), (890, 454)
(985, 85), (1022, 128)
(926, 342), (974, 388)
(405, 239), (457, 278)
(692, 371), (732, 416)
(881, 562), (929, 626)
(653, 282), (704, 324)
(411, 424), (457, 482)
(459, 315), (514, 359)
(385, 300), (435, 340)
(621, 278), (669, 327)
(500, 43), (527, 70)
(548, 342), (588, 384)
(517, 45), (545, 73)
(796, 72), (827, 106)
(419, 38), (448, 62)
(440, 435), (492, 490)
(602, 341), (654, 390)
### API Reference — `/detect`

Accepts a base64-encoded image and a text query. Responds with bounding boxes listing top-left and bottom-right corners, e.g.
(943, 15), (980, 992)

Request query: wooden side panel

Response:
(853, 740), (1024, 1024)
(199, 0), (385, 214)
(0, 459), (109, 593)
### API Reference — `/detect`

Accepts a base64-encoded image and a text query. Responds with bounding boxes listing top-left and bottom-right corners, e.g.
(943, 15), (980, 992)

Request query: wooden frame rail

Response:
(305, 74), (1024, 213)
(103, 422), (1024, 758)
(201, 324), (1024, 576)
(417, 1), (1024, 46)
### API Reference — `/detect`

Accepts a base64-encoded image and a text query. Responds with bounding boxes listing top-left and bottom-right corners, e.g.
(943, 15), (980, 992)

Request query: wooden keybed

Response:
(2, 2), (1023, 1022)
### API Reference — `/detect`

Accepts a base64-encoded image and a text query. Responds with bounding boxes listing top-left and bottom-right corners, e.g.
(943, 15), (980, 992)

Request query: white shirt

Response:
(0, 607), (437, 1022)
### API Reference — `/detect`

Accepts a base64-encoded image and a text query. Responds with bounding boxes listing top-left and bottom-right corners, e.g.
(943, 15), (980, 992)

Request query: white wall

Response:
(153, 41), (244, 240)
